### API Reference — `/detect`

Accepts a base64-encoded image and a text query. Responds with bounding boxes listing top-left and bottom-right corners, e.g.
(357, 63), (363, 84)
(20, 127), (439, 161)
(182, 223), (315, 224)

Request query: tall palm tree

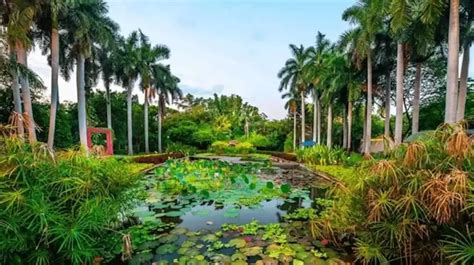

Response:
(342, 0), (386, 155)
(306, 32), (330, 145)
(278, 44), (311, 149)
(97, 46), (115, 130)
(6, 0), (41, 143)
(456, 0), (473, 121)
(137, 30), (170, 153)
(115, 31), (141, 155)
(282, 91), (299, 151)
(150, 64), (181, 153)
(63, 0), (118, 152)
(445, 0), (460, 124)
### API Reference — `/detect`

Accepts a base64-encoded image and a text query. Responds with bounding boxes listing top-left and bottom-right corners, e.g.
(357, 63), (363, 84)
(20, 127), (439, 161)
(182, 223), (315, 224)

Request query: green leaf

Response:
(281, 184), (291, 193)
(224, 207), (240, 218)
(266, 181), (274, 189)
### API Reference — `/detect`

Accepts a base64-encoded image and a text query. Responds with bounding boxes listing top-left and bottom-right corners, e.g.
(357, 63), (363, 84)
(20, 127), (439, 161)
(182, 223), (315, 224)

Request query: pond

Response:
(109, 159), (348, 265)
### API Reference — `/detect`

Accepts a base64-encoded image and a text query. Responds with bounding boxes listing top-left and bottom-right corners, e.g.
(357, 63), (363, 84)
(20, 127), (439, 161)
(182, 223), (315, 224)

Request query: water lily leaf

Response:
(192, 209), (210, 217)
(231, 252), (247, 261)
(171, 227), (188, 235)
(228, 238), (247, 248)
(181, 240), (195, 248)
(231, 261), (247, 265)
(241, 246), (262, 256)
(281, 184), (291, 193)
(129, 252), (153, 265)
(202, 234), (218, 242)
(242, 175), (249, 184)
(224, 208), (240, 218)
(165, 210), (184, 217)
(249, 182), (256, 190)
(266, 181), (274, 189)
(158, 234), (179, 244)
(156, 243), (178, 255)
(200, 190), (210, 198)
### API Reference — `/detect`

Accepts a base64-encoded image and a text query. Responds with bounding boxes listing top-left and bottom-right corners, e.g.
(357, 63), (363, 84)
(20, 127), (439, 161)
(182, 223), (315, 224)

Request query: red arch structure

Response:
(87, 127), (114, 155)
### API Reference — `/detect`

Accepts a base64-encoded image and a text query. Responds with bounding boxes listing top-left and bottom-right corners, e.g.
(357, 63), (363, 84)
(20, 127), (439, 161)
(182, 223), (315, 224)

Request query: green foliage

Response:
(239, 132), (271, 148)
(210, 141), (256, 155)
(320, 124), (474, 264)
(165, 142), (198, 156)
(0, 137), (142, 264)
(296, 145), (348, 165)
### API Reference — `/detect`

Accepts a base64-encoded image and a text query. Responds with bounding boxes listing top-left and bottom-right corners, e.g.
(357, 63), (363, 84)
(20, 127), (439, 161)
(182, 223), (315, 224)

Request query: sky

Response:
(28, 0), (474, 120)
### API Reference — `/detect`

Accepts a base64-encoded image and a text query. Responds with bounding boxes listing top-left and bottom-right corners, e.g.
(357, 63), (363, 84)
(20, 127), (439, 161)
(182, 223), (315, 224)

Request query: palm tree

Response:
(64, 0), (118, 152)
(278, 44), (311, 149)
(150, 64), (181, 153)
(445, 0), (460, 124)
(6, 0), (41, 143)
(114, 31), (141, 155)
(137, 30), (170, 153)
(306, 32), (330, 145)
(282, 91), (299, 151)
(342, 0), (386, 155)
(97, 41), (118, 131)
(456, 1), (473, 121)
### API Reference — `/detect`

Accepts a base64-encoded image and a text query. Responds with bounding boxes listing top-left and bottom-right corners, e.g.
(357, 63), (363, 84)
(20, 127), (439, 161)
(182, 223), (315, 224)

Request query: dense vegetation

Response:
(0, 135), (143, 264)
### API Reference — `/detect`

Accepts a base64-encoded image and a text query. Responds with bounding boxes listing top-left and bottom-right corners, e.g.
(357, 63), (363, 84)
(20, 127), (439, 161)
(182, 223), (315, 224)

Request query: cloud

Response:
(180, 84), (224, 96)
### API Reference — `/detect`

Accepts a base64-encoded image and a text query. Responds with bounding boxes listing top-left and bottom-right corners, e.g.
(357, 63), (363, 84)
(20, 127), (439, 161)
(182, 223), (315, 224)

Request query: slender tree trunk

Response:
(144, 90), (149, 153)
(456, 44), (470, 121)
(16, 41), (36, 143)
(77, 54), (88, 153)
(316, 96), (321, 145)
(105, 82), (112, 129)
(9, 47), (24, 137)
(327, 103), (333, 148)
(384, 71), (391, 138)
(362, 102), (367, 152)
(347, 100), (353, 151)
(158, 105), (162, 153)
(127, 83), (133, 155)
(313, 91), (317, 142)
(293, 111), (297, 151)
(412, 62), (422, 134)
(300, 90), (305, 148)
(445, 0), (460, 124)
(47, 28), (59, 149)
(364, 50), (373, 155)
(394, 43), (404, 145)
(342, 105), (347, 149)
(245, 117), (249, 137)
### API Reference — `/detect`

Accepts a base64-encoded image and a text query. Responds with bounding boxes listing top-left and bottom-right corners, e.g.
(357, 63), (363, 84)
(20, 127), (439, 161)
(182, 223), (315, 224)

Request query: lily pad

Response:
(228, 238), (247, 248)
(201, 234), (219, 242)
(156, 243), (178, 255)
(281, 184), (291, 193)
(266, 181), (274, 189)
(158, 234), (179, 244)
(231, 261), (247, 265)
(181, 240), (195, 248)
(231, 253), (247, 261)
(241, 246), (262, 256)
(224, 208), (240, 218)
(165, 210), (184, 217)
(192, 209), (210, 217)
(170, 227), (188, 235)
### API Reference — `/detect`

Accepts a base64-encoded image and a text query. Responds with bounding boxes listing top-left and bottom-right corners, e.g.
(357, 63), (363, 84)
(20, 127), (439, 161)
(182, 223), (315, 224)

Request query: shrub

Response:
(210, 140), (255, 155)
(240, 133), (271, 149)
(210, 140), (229, 155)
(235, 141), (256, 154)
(0, 137), (142, 264)
(296, 145), (347, 165)
(165, 142), (198, 156)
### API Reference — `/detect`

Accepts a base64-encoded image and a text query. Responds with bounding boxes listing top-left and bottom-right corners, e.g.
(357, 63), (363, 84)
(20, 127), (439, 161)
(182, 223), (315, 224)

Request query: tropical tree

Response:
(150, 64), (181, 153)
(342, 0), (386, 155)
(282, 91), (299, 151)
(278, 44), (311, 148)
(115, 31), (141, 155)
(137, 30), (170, 153)
(456, 0), (473, 121)
(6, 0), (41, 143)
(306, 32), (330, 145)
(97, 43), (116, 130)
(445, 0), (461, 123)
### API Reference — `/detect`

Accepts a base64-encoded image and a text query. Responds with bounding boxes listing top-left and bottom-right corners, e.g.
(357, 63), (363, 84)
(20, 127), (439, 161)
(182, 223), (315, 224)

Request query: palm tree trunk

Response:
(9, 48), (24, 137)
(445, 0), (460, 124)
(127, 83), (133, 155)
(347, 100), (353, 151)
(144, 90), (149, 153)
(412, 62), (422, 134)
(316, 96), (321, 145)
(456, 44), (470, 121)
(342, 105), (347, 149)
(105, 82), (112, 129)
(77, 53), (88, 153)
(364, 50), (373, 155)
(394, 43), (404, 145)
(293, 111), (297, 151)
(327, 103), (333, 148)
(300, 90), (305, 148)
(16, 41), (36, 143)
(313, 91), (317, 142)
(158, 105), (162, 153)
(47, 28), (59, 149)
(384, 71), (391, 138)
